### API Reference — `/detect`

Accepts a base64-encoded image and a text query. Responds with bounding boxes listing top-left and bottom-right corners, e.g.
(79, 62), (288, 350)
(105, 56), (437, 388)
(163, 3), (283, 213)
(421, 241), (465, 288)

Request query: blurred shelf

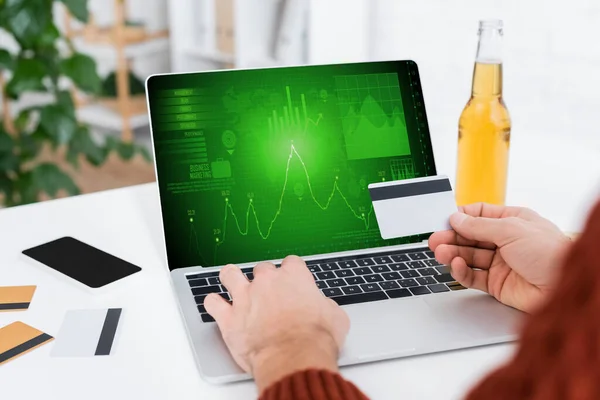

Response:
(78, 26), (168, 46)
(183, 47), (235, 64)
(77, 103), (149, 132)
(63, 0), (167, 142)
(182, 46), (278, 68)
(97, 94), (148, 115)
(72, 36), (170, 59)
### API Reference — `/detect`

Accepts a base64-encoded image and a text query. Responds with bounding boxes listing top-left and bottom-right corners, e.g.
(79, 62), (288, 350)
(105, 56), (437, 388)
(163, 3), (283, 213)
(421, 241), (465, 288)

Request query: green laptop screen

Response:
(147, 61), (436, 269)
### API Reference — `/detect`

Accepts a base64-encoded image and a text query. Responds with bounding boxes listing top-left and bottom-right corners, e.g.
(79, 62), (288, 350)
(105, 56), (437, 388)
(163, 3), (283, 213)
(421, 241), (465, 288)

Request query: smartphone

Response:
(22, 237), (141, 289)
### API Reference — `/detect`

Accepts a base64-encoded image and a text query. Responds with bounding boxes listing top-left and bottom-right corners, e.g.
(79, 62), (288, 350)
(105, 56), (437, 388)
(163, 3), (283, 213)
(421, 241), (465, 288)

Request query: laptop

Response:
(145, 60), (522, 384)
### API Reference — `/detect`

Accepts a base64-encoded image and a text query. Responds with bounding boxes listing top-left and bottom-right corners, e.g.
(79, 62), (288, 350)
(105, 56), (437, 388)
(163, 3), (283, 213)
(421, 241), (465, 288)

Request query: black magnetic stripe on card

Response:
(0, 333), (53, 363)
(369, 179), (452, 201)
(95, 308), (122, 356)
(0, 302), (30, 310)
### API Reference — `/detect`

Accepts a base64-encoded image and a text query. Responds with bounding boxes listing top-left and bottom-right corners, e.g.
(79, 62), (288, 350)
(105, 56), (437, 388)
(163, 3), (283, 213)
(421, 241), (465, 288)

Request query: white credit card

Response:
(368, 175), (457, 239)
(51, 308), (123, 357)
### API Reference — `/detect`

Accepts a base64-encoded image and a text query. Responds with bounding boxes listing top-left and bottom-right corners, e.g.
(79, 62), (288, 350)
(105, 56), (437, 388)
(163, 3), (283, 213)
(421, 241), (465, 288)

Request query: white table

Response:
(2, 132), (599, 400)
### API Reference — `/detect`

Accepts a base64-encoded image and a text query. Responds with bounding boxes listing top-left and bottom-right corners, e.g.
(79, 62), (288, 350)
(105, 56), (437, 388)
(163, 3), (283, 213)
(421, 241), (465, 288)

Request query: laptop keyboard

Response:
(186, 247), (466, 323)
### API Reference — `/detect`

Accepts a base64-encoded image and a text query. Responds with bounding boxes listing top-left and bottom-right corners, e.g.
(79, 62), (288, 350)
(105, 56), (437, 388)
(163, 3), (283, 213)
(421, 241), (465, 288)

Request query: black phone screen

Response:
(22, 237), (141, 288)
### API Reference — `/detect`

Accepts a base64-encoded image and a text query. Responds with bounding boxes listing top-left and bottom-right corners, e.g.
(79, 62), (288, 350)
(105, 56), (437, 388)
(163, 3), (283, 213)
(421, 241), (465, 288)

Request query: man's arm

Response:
(465, 200), (600, 399)
(203, 256), (367, 396)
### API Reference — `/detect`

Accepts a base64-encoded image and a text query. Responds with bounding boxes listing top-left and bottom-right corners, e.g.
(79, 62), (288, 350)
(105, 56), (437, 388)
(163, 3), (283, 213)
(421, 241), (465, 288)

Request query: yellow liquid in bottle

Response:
(455, 62), (511, 206)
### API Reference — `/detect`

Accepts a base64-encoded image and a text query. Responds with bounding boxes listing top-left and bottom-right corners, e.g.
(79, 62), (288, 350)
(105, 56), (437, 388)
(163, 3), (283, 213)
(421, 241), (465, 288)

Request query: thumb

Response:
(204, 293), (232, 329)
(450, 212), (519, 246)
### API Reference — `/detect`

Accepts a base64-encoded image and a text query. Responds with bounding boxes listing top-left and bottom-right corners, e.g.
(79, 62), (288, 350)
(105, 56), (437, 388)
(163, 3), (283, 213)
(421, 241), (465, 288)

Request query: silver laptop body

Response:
(146, 61), (523, 384)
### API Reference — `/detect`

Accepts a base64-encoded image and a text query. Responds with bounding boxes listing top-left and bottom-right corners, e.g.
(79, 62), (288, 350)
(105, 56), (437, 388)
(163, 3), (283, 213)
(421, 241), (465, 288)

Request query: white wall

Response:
(308, 0), (371, 63)
(369, 0), (600, 146)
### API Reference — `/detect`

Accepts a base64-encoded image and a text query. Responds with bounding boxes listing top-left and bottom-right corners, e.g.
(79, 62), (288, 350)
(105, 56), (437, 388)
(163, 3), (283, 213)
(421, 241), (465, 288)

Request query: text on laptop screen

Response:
(147, 61), (436, 269)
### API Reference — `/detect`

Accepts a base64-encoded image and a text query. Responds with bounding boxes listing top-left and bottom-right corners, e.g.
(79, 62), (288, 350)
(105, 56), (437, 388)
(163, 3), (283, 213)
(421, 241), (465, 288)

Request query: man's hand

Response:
(429, 203), (571, 313)
(204, 255), (350, 393)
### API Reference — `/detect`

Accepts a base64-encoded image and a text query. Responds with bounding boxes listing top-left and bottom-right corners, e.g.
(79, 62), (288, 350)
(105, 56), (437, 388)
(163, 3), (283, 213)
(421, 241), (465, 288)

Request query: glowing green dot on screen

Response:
(225, 198), (229, 202)
(215, 238), (220, 243)
(189, 218), (193, 222)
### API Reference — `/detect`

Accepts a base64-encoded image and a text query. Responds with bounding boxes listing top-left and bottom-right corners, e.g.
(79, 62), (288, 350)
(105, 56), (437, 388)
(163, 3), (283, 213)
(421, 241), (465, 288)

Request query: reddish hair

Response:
(467, 200), (600, 400)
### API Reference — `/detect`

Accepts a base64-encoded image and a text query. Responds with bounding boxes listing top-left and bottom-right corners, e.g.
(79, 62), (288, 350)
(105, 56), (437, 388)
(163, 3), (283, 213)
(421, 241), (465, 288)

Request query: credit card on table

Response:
(0, 285), (37, 312)
(51, 308), (123, 357)
(0, 321), (54, 366)
(368, 175), (457, 239)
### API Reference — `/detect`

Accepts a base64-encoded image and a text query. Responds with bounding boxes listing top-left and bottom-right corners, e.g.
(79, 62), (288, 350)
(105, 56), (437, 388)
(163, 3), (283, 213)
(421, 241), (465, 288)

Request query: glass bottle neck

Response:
(472, 62), (503, 97)
(472, 21), (503, 97)
(476, 24), (503, 64)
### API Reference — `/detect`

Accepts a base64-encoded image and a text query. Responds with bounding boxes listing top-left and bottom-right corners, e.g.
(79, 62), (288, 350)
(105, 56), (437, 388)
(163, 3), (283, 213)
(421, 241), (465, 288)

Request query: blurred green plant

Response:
(0, 0), (150, 207)
(102, 70), (146, 97)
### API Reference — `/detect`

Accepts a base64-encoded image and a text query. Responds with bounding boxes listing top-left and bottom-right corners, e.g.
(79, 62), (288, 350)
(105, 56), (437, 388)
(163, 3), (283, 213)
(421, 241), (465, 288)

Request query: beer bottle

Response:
(455, 20), (511, 206)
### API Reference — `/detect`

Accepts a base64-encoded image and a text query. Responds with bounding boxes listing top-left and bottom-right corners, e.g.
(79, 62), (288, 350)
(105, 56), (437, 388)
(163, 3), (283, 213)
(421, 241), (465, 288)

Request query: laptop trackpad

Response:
(423, 291), (524, 340)
(339, 293), (522, 364)
(340, 297), (437, 363)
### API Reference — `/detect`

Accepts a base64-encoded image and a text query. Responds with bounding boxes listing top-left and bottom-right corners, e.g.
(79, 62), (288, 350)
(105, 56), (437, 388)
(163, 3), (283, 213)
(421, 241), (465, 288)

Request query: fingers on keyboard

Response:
(188, 249), (458, 319)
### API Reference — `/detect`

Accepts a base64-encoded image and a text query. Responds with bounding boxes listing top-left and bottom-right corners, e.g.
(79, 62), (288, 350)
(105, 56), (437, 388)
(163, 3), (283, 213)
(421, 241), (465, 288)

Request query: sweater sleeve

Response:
(259, 369), (370, 400)
(466, 200), (600, 400)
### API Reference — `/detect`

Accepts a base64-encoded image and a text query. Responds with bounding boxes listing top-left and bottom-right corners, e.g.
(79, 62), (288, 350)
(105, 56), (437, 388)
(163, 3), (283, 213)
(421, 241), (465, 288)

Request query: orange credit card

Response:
(0, 321), (54, 366)
(0, 285), (37, 312)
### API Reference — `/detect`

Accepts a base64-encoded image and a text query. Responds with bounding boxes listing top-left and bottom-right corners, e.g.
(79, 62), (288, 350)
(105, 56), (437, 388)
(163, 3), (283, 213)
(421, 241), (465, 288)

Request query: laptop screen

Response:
(147, 61), (436, 270)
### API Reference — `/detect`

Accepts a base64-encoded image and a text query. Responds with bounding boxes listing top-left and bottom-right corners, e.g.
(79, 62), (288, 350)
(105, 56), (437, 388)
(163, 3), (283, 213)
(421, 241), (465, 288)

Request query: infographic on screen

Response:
(148, 61), (436, 269)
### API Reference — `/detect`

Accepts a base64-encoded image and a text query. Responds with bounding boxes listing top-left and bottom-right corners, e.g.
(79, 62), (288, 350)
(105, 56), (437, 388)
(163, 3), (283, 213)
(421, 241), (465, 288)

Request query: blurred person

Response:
(205, 201), (600, 399)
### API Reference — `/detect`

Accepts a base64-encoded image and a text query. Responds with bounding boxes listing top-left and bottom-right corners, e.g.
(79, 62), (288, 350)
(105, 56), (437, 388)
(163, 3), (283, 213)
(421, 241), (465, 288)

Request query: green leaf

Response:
(59, 0), (89, 23)
(103, 135), (118, 157)
(66, 148), (79, 169)
(60, 53), (101, 94)
(5, 56), (48, 98)
(116, 141), (135, 160)
(14, 107), (33, 131)
(39, 104), (78, 145)
(0, 152), (18, 172)
(0, 172), (14, 204)
(56, 90), (76, 118)
(31, 163), (80, 197)
(138, 146), (153, 162)
(101, 70), (146, 97)
(0, 1), (7, 26)
(3, 0), (52, 49)
(36, 22), (60, 49)
(13, 171), (37, 204)
(35, 46), (60, 84)
(68, 126), (106, 166)
(17, 130), (42, 161)
(0, 126), (18, 172)
(0, 49), (13, 71)
(0, 126), (14, 153)
(104, 135), (118, 150)
(14, 111), (30, 132)
(14, 106), (42, 132)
